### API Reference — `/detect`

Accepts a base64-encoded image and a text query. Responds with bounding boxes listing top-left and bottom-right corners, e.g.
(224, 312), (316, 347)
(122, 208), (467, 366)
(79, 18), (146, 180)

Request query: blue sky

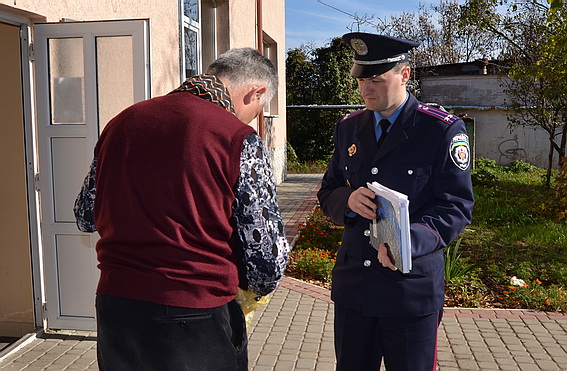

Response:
(285, 0), (435, 51)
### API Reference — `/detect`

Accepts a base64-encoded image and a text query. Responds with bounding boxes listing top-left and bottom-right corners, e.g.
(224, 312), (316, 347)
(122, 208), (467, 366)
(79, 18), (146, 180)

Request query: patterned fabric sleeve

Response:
(233, 133), (290, 296)
(73, 157), (97, 233)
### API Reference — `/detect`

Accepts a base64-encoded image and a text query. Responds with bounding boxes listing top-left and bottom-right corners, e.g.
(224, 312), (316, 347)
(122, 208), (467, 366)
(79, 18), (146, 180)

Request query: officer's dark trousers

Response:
(95, 294), (248, 371)
(334, 304), (442, 371)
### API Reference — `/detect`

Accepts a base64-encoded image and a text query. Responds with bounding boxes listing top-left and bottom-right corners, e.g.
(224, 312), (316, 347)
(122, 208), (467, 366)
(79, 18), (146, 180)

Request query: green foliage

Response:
(506, 160), (536, 173)
(475, 157), (498, 169)
(463, 161), (567, 311)
(471, 167), (498, 187)
(460, 0), (567, 181)
(289, 248), (336, 283)
(287, 208), (343, 283)
(293, 208), (343, 253)
(540, 157), (567, 221)
(471, 157), (498, 187)
(286, 47), (317, 105)
(287, 160), (329, 174)
(286, 39), (362, 162)
(286, 142), (299, 164)
(444, 272), (488, 308)
(444, 238), (478, 282)
(498, 280), (567, 312)
(287, 139), (329, 174)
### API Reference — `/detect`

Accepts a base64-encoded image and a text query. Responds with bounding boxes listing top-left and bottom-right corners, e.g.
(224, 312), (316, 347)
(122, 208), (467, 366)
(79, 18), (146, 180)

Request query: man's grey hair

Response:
(208, 48), (278, 105)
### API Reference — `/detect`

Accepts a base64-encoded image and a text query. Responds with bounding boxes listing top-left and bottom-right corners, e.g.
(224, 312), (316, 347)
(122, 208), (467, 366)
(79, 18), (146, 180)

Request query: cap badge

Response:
(348, 144), (357, 156)
(350, 38), (368, 56)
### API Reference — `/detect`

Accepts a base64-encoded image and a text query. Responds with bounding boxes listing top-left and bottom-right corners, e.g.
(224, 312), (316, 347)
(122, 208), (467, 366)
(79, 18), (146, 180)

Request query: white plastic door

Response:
(34, 19), (149, 330)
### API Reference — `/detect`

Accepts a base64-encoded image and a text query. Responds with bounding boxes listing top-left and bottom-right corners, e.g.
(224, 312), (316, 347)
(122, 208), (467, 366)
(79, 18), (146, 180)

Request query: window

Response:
(180, 0), (201, 80)
(262, 32), (279, 116)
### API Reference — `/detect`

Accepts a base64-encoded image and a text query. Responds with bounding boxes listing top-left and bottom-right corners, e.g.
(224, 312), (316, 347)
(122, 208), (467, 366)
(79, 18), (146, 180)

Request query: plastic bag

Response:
(235, 287), (271, 330)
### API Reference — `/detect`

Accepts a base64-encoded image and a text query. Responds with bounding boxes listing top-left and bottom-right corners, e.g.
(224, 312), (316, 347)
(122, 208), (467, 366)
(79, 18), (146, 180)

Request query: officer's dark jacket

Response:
(318, 93), (474, 317)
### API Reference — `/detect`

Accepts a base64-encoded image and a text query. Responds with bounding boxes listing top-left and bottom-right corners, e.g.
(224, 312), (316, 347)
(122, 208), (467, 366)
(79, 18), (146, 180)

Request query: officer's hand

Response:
(347, 187), (377, 220)
(377, 243), (397, 271)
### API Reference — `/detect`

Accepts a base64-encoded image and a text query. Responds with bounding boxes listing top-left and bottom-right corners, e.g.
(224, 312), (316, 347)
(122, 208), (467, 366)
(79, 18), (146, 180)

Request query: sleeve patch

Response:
(417, 104), (459, 125)
(450, 134), (470, 170)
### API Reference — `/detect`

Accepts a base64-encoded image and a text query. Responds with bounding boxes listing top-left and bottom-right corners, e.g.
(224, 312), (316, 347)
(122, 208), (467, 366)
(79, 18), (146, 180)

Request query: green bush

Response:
(287, 208), (342, 283)
(475, 157), (498, 169)
(445, 272), (488, 308)
(286, 142), (299, 164)
(293, 207), (343, 253)
(471, 167), (498, 187)
(498, 279), (567, 312)
(289, 248), (336, 283)
(506, 160), (536, 173)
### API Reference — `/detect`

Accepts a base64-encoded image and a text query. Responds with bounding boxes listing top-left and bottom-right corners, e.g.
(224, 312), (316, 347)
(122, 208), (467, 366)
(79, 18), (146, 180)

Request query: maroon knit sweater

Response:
(94, 91), (254, 308)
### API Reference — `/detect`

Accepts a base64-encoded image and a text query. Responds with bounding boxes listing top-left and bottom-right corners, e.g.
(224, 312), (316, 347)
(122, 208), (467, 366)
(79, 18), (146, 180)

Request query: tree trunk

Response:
(558, 124), (566, 168)
(547, 138), (554, 188)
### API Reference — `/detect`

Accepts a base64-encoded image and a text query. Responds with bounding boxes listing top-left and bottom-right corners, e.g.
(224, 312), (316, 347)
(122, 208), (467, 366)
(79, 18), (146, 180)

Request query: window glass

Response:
(180, 0), (201, 80)
(183, 0), (199, 23)
(48, 38), (85, 124)
(96, 36), (134, 131)
(184, 27), (198, 77)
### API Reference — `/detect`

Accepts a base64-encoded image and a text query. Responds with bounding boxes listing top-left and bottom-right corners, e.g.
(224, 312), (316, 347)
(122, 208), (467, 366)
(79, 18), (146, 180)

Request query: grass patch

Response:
(287, 159), (567, 312)
(287, 160), (329, 174)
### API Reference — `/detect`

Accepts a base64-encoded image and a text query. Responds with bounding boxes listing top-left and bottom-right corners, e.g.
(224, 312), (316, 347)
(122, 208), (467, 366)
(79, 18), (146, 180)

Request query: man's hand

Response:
(377, 243), (398, 271)
(347, 187), (377, 220)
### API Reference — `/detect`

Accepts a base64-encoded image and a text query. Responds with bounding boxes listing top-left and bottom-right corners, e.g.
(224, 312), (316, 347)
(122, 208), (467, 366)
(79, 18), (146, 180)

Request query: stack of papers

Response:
(367, 181), (412, 273)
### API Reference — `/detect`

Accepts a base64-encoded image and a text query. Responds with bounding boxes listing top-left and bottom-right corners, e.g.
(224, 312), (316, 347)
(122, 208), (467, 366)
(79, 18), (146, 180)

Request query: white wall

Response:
(421, 75), (561, 169)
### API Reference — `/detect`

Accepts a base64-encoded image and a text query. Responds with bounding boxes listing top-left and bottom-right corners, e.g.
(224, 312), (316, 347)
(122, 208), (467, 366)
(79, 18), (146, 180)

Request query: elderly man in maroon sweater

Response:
(74, 48), (289, 370)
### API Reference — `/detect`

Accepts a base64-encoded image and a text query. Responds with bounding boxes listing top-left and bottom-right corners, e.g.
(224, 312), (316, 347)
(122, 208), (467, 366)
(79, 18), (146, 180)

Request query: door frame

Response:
(0, 10), (45, 331)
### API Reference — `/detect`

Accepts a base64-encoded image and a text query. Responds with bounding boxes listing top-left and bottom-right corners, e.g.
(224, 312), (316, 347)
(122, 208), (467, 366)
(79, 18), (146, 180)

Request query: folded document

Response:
(367, 181), (412, 273)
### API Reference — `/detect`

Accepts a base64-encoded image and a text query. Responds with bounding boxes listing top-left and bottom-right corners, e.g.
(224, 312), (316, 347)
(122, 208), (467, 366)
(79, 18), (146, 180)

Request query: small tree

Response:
(460, 0), (567, 185)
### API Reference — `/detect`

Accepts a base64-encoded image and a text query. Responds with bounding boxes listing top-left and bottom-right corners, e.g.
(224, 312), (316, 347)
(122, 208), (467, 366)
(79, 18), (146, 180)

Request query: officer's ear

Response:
(400, 65), (411, 84)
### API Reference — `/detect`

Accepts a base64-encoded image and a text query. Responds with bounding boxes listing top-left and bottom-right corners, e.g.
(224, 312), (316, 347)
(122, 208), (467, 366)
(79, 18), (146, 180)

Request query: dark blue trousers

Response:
(334, 304), (442, 371)
(95, 294), (247, 371)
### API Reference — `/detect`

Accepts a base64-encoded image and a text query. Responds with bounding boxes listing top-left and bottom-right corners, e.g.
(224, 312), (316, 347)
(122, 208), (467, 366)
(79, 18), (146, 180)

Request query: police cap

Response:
(342, 32), (420, 78)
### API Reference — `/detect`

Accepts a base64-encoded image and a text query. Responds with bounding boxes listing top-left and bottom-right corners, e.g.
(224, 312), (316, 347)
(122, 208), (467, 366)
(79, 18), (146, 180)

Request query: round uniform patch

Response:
(449, 133), (470, 170)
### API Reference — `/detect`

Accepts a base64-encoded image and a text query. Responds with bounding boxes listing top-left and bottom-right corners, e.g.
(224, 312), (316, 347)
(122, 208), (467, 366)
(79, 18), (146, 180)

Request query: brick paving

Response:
(1, 173), (566, 370)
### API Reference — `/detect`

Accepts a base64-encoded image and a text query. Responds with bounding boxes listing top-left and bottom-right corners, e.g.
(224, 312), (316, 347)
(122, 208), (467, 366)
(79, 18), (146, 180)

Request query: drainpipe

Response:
(211, 0), (217, 60)
(256, 0), (265, 140)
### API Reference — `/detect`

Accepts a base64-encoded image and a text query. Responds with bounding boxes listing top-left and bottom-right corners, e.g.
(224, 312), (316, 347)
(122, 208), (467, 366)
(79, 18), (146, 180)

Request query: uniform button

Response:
(363, 260), (371, 267)
(345, 165), (349, 171)
(371, 167), (378, 175)
(363, 229), (370, 237)
(408, 169), (414, 175)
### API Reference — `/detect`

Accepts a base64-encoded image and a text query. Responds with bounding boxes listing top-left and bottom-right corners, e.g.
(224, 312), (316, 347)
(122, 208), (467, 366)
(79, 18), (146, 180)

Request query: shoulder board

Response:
(339, 109), (366, 123)
(417, 104), (459, 125)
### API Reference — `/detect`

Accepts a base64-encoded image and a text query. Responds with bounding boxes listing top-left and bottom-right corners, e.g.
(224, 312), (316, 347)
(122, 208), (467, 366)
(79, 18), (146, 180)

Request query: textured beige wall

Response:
(1, 0), (181, 96)
(225, 0), (287, 182)
(0, 21), (35, 337)
(1, 0), (288, 151)
(261, 0), (286, 151)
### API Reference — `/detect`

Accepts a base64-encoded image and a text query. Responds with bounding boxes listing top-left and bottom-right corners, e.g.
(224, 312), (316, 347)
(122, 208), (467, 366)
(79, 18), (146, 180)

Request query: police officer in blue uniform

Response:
(318, 33), (475, 370)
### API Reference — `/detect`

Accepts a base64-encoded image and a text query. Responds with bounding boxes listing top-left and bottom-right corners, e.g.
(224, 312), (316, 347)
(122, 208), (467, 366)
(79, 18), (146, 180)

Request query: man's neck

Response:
(379, 91), (409, 118)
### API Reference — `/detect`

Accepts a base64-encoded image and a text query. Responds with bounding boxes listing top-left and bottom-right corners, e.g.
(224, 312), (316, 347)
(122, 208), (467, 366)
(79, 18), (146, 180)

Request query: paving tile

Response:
(2, 174), (567, 370)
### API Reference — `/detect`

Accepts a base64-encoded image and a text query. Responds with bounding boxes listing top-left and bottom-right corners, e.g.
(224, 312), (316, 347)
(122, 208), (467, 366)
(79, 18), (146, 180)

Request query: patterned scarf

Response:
(170, 74), (235, 114)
